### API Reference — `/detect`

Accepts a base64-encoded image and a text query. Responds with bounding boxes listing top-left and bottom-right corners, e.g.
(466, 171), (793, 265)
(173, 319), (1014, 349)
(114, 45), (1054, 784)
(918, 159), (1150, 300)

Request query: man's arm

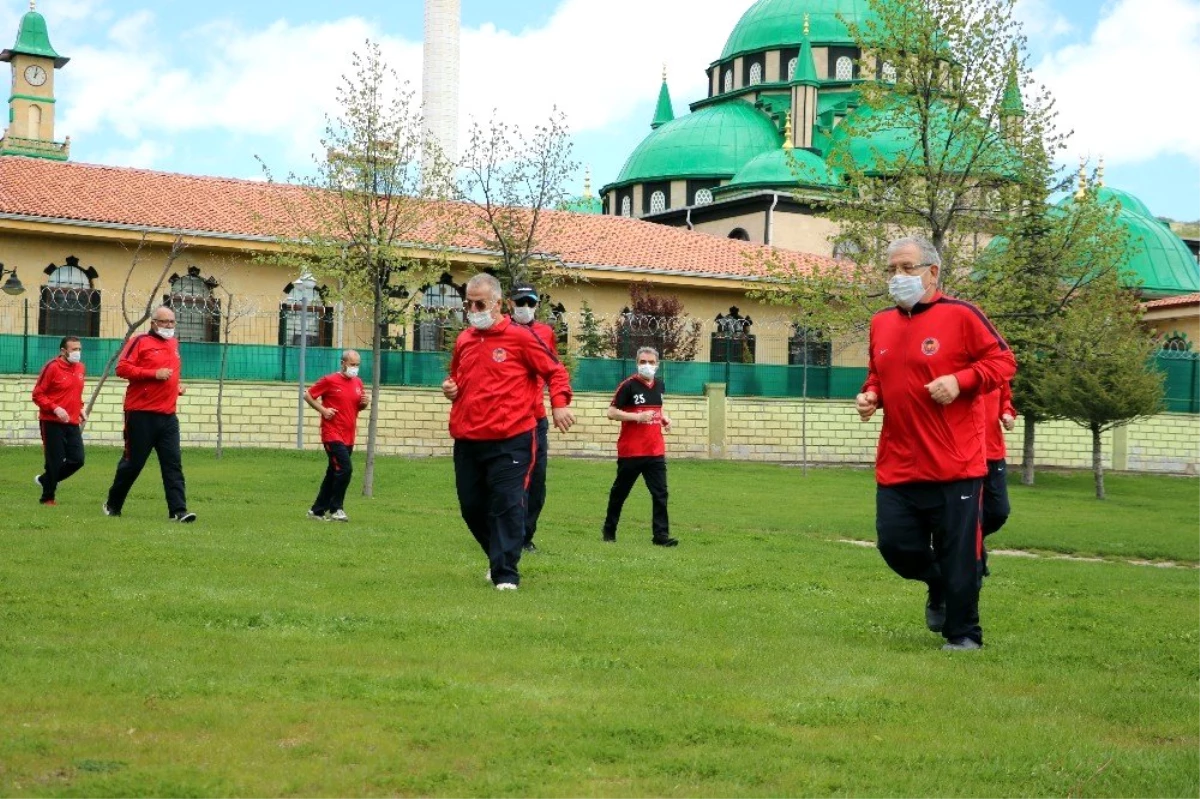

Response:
(950, 308), (1017, 397)
(304, 383), (336, 420)
(857, 322), (881, 421)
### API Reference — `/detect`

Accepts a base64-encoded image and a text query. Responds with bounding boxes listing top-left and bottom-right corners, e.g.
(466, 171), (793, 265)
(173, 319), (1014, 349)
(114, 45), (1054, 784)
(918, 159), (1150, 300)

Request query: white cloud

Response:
(1033, 0), (1200, 167)
(1014, 0), (1073, 40)
(96, 139), (173, 169)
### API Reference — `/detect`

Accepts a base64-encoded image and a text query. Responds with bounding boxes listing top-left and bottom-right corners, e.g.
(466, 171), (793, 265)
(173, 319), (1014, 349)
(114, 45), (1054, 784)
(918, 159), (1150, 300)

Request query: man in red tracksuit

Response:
(32, 336), (87, 505)
(508, 282), (556, 553)
(104, 306), (196, 522)
(856, 236), (1017, 651)
(441, 273), (575, 591)
(981, 382), (1017, 575)
(304, 349), (368, 522)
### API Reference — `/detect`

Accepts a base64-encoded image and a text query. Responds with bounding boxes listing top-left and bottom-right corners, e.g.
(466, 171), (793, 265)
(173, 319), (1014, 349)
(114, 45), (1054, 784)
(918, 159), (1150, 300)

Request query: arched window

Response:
(164, 267), (219, 343)
(748, 62), (763, 86)
(789, 325), (832, 367)
(415, 274), (464, 352)
(649, 190), (666, 214)
(881, 61), (897, 82)
(723, 70), (733, 93)
(39, 256), (100, 338)
(694, 188), (713, 206)
(28, 104), (41, 139)
(832, 239), (862, 261)
(620, 196), (632, 217)
(279, 278), (332, 347)
(728, 228), (750, 241)
(787, 57), (798, 81)
(836, 56), (854, 80)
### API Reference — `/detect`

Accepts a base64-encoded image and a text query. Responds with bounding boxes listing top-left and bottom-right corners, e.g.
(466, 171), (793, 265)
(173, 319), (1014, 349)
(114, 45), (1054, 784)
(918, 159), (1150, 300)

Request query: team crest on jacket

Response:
(492, 347), (508, 362)
(922, 337), (940, 356)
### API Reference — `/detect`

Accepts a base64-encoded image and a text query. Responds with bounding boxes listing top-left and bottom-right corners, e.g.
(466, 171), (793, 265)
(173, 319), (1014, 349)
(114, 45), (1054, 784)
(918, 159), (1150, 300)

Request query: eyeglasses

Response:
(153, 319), (177, 326)
(465, 299), (493, 312)
(513, 298), (538, 308)
(891, 263), (934, 276)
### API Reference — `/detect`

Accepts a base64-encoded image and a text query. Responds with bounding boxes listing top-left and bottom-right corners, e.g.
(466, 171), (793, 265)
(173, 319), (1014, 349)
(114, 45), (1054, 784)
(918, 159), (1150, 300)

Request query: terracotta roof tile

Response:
(0, 155), (839, 281)
(1144, 292), (1200, 310)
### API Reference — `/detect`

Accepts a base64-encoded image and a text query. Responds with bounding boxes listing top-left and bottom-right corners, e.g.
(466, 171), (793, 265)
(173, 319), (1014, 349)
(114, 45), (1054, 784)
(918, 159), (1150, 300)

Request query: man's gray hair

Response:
(636, 346), (659, 360)
(466, 272), (502, 301)
(887, 236), (941, 268)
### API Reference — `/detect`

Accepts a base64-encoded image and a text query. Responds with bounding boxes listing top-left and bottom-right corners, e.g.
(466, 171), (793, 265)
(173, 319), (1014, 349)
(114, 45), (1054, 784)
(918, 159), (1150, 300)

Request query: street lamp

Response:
(295, 273), (317, 450)
(0, 262), (26, 296)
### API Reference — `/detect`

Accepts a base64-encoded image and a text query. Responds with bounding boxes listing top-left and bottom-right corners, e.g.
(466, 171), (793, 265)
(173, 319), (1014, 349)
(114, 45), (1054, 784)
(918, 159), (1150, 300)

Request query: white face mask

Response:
(638, 363), (657, 380)
(155, 325), (176, 339)
(888, 274), (927, 310)
(512, 306), (536, 325)
(467, 309), (496, 330)
(66, 350), (82, 364)
(344, 366), (359, 378)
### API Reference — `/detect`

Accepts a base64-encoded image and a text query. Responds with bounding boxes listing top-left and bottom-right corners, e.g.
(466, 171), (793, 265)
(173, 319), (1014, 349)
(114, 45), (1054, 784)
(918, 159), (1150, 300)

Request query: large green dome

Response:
(721, 0), (876, 59)
(608, 102), (781, 188)
(721, 146), (838, 192)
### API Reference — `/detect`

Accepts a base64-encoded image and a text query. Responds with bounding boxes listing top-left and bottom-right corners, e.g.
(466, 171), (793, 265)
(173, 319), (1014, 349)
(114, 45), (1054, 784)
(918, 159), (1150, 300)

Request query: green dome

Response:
(1093, 186), (1155, 219)
(0, 10), (68, 67)
(608, 102), (781, 188)
(1105, 206), (1199, 297)
(721, 0), (876, 59)
(721, 146), (838, 191)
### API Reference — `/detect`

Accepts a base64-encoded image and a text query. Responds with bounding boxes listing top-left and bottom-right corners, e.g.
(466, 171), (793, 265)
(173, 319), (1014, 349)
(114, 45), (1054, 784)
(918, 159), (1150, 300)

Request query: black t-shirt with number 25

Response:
(611, 375), (666, 458)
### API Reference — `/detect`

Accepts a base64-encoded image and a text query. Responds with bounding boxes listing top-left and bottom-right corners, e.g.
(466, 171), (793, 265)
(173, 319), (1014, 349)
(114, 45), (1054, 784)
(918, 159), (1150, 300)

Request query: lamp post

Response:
(295, 274), (317, 450)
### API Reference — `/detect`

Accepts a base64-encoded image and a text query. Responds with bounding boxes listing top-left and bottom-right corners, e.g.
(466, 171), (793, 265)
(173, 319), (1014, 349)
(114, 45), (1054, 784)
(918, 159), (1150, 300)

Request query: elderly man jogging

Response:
(441, 274), (575, 591)
(856, 236), (1016, 651)
(32, 336), (87, 506)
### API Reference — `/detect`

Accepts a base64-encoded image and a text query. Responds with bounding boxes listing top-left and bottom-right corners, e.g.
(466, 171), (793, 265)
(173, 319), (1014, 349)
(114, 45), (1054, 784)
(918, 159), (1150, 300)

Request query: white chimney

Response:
(422, 0), (460, 183)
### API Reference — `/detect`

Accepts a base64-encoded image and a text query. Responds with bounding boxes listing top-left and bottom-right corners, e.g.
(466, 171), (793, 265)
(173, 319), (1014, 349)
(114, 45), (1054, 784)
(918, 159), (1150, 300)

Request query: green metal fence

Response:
(2, 332), (1196, 407)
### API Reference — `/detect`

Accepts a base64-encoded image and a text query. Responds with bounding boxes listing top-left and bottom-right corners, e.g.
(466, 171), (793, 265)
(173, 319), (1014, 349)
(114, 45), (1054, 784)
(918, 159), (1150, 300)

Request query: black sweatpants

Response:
(603, 455), (670, 541)
(106, 411), (187, 517)
(876, 478), (984, 645)
(982, 459), (1011, 536)
(38, 421), (85, 502)
(523, 416), (549, 546)
(312, 442), (354, 514)
(454, 430), (534, 586)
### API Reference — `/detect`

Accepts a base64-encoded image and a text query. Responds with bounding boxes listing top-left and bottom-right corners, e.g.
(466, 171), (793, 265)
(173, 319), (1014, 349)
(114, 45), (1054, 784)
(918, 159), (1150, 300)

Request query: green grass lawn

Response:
(1, 447), (1196, 797)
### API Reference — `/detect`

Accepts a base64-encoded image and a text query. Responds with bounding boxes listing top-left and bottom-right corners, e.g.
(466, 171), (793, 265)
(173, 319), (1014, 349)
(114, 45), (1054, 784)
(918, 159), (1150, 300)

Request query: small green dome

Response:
(559, 196), (604, 214)
(1110, 207), (1199, 297)
(607, 102), (781, 188)
(721, 0), (876, 59)
(722, 146), (838, 191)
(1092, 186), (1155, 219)
(0, 10), (68, 67)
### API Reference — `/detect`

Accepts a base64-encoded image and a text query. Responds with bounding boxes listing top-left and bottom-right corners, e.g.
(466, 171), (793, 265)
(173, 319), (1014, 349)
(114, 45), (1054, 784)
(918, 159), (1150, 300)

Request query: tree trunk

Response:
(362, 277), (383, 497)
(1092, 423), (1105, 500)
(1021, 417), (1036, 486)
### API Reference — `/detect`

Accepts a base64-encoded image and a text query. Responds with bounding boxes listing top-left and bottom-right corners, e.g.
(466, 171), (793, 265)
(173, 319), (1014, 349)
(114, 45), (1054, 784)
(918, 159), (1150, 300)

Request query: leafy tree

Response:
(575, 300), (607, 359)
(607, 283), (699, 363)
(1035, 275), (1164, 499)
(259, 40), (455, 496)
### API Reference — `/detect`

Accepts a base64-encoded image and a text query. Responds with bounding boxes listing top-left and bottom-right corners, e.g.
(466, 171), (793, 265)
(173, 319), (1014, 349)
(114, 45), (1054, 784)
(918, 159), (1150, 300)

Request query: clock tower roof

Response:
(0, 6), (69, 68)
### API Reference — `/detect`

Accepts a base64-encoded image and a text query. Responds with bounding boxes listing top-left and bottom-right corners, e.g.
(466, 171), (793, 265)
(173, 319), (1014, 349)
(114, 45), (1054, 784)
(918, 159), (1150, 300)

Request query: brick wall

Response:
(2, 376), (1195, 475)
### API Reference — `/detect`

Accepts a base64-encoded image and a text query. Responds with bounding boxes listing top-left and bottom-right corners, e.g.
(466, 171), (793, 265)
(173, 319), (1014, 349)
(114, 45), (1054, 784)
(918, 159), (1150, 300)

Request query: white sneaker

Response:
(485, 568), (492, 583)
(34, 474), (42, 487)
(307, 510), (328, 521)
(495, 582), (518, 591)
(329, 510), (349, 522)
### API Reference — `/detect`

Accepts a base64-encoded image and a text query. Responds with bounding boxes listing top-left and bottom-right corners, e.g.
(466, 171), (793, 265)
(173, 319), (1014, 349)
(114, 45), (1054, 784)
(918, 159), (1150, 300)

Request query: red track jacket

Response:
(448, 316), (572, 441)
(983, 382), (1017, 461)
(515, 320), (557, 421)
(863, 292), (1017, 486)
(116, 332), (182, 414)
(32, 357), (85, 424)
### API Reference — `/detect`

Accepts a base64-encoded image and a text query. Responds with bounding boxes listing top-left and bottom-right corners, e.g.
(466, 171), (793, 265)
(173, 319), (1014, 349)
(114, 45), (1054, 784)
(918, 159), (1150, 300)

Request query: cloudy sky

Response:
(5, 0), (1199, 220)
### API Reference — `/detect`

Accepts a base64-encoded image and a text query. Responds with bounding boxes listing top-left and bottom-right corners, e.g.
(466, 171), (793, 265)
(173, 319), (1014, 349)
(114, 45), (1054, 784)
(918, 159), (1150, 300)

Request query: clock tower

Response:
(0, 1), (70, 160)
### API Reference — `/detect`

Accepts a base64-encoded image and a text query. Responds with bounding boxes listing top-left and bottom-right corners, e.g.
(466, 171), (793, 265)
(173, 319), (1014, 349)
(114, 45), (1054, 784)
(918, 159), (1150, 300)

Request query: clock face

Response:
(24, 65), (47, 87)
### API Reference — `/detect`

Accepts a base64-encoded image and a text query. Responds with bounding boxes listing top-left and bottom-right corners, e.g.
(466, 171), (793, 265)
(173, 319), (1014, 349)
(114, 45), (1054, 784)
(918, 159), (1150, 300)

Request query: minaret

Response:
(1000, 44), (1025, 143)
(1096, 156), (1105, 188)
(652, 65), (674, 130)
(789, 14), (819, 150)
(0, 0), (70, 160)
(1074, 156), (1088, 200)
(583, 166), (593, 200)
(421, 0), (460, 183)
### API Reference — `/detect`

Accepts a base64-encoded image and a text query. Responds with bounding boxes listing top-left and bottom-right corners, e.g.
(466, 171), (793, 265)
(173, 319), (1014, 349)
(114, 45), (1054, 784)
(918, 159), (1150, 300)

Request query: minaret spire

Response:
(1074, 155), (1088, 199)
(651, 66), (674, 129)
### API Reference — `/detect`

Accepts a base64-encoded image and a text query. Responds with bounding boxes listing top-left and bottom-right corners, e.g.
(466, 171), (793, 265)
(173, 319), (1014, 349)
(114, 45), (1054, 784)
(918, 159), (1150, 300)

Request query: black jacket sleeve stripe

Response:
(514, 323), (560, 363)
(939, 298), (1011, 351)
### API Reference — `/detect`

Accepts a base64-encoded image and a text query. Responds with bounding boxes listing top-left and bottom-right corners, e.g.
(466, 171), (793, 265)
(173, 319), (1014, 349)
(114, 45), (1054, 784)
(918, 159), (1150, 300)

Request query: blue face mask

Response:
(888, 274), (926, 310)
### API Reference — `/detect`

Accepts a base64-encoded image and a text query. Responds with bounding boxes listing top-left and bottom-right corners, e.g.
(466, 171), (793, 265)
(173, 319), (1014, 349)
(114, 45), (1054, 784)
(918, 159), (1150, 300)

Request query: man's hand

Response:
(1001, 413), (1015, 431)
(855, 391), (878, 421)
(925, 375), (960, 406)
(321, 407), (337, 420)
(442, 378), (459, 401)
(79, 409), (87, 425)
(359, 398), (370, 411)
(637, 410), (656, 424)
(178, 385), (186, 396)
(552, 406), (575, 433)
(53, 407), (69, 423)
(155, 368), (172, 380)
(661, 414), (672, 433)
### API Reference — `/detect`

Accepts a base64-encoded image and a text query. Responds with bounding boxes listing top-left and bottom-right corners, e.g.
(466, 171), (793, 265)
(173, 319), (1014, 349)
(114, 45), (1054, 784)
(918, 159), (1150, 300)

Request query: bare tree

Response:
(210, 271), (259, 459)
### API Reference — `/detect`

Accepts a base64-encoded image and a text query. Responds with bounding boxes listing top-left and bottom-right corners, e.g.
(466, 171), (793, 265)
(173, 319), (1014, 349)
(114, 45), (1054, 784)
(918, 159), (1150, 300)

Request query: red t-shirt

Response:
(611, 375), (666, 458)
(309, 372), (365, 445)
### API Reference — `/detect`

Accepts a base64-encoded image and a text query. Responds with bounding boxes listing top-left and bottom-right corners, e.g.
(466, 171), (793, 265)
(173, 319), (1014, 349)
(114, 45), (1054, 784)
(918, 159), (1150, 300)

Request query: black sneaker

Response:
(925, 599), (946, 633)
(652, 537), (679, 547)
(103, 503), (121, 517)
(171, 511), (197, 523)
(942, 638), (982, 651)
(602, 529), (616, 542)
(522, 542), (538, 553)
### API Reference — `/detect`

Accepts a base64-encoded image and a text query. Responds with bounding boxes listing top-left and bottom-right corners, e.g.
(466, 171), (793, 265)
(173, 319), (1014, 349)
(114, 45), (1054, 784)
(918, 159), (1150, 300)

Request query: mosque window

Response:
(649, 191), (667, 214)
(881, 61), (897, 83)
(828, 47), (859, 80)
(835, 56), (854, 80)
(642, 182), (670, 214)
(723, 69), (734, 93)
(832, 239), (862, 262)
(748, 62), (763, 86)
(787, 57), (798, 81)
(279, 278), (333, 347)
(414, 274), (465, 352)
(620, 196), (631, 217)
(165, 267), (220, 343)
(39, 256), (101, 339)
(694, 188), (713, 206)
(728, 228), (751, 241)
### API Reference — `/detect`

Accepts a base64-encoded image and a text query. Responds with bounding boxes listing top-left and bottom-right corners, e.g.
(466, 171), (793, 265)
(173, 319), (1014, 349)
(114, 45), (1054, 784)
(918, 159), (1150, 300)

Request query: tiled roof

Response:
(1144, 292), (1200, 310)
(0, 155), (838, 281)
